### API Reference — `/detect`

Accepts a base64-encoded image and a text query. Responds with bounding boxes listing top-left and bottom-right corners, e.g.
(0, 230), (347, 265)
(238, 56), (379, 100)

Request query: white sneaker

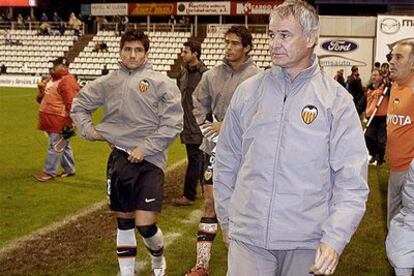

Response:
(369, 160), (378, 166)
(152, 257), (167, 276)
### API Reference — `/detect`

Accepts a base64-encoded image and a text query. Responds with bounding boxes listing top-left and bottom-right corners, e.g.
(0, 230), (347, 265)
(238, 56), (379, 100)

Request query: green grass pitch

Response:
(0, 87), (393, 275)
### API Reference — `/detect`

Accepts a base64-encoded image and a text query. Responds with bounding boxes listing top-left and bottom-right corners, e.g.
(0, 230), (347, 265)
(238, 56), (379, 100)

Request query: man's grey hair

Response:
(396, 38), (414, 61)
(270, 0), (320, 42)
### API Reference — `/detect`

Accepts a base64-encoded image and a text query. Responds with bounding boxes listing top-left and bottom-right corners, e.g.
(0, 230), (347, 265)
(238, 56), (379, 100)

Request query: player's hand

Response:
(128, 146), (144, 163)
(200, 122), (222, 138)
(92, 129), (105, 141)
(107, 142), (115, 149)
(309, 242), (339, 275)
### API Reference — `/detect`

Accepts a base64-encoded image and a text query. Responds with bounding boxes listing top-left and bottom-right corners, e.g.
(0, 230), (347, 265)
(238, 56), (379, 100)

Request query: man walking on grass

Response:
(214, 1), (369, 275)
(185, 25), (260, 276)
(173, 40), (208, 207)
(34, 57), (79, 182)
(71, 30), (183, 276)
(386, 39), (414, 227)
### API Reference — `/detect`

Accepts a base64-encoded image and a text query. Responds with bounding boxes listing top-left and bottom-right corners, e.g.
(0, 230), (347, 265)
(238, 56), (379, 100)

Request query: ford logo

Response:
(321, 40), (358, 53)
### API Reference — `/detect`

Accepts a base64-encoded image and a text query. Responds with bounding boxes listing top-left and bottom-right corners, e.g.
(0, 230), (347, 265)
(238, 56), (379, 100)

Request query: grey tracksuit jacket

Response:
(192, 57), (260, 155)
(386, 159), (414, 271)
(214, 55), (369, 254)
(70, 61), (183, 171)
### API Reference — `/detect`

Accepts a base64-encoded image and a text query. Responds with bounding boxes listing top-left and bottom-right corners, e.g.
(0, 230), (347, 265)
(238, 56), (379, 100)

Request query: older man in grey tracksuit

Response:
(214, 2), (369, 276)
(71, 30), (182, 276)
(386, 159), (414, 276)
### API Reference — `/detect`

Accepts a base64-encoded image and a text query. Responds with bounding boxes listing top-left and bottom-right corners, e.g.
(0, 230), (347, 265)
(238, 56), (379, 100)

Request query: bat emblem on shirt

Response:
(301, 105), (318, 124)
(204, 168), (213, 181)
(139, 79), (150, 93)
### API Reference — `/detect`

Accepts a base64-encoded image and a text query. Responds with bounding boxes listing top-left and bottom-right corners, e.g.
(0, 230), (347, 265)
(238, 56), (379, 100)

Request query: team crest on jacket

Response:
(301, 105), (318, 124)
(139, 80), (150, 93)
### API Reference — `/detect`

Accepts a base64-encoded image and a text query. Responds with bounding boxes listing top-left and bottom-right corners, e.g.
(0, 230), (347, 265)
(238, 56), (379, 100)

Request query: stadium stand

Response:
(69, 30), (192, 77)
(0, 24), (272, 78)
(0, 29), (77, 75)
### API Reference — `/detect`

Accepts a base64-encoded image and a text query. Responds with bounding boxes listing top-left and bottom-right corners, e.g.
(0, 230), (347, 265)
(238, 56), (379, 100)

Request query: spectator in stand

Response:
(365, 69), (388, 166)
(168, 15), (176, 25)
(386, 39), (414, 227)
(118, 16), (128, 36)
(58, 22), (66, 35)
(101, 65), (109, 76)
(93, 42), (100, 53)
(53, 12), (62, 23)
(169, 15), (176, 31)
(25, 15), (36, 25)
(33, 57), (80, 182)
(1, 63), (7, 74)
(40, 12), (48, 22)
(39, 21), (51, 35)
(85, 15), (94, 34)
(4, 30), (11, 45)
(16, 13), (25, 29)
(346, 65), (364, 115)
(20, 62), (28, 73)
(184, 16), (191, 32)
(100, 41), (108, 52)
(334, 69), (346, 87)
(93, 41), (109, 53)
(69, 12), (82, 36)
(6, 11), (13, 21)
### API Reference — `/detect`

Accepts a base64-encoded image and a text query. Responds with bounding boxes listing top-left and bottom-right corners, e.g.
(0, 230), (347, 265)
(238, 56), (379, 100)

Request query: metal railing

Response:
(97, 22), (193, 36)
(0, 21), (85, 35)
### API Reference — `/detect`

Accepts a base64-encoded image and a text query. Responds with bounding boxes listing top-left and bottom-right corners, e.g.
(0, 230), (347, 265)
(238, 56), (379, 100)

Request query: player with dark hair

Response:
(185, 26), (260, 276)
(71, 30), (183, 276)
(173, 40), (208, 206)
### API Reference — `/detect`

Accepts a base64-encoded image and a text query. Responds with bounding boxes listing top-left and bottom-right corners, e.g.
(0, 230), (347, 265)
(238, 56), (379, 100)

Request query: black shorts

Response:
(202, 153), (215, 186)
(106, 149), (164, 212)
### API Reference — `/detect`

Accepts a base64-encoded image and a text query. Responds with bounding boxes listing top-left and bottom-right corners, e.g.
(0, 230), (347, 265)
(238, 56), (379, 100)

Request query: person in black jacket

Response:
(334, 69), (346, 88)
(173, 40), (208, 206)
(346, 65), (364, 115)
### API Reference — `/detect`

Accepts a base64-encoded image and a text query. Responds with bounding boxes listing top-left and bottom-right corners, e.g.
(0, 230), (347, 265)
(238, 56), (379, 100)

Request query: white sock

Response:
(196, 217), (218, 269)
(117, 228), (137, 276)
(142, 227), (165, 269)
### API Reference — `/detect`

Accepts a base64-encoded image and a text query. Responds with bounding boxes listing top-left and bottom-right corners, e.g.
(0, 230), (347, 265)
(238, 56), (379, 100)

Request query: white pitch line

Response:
(0, 158), (187, 258)
(182, 209), (203, 224)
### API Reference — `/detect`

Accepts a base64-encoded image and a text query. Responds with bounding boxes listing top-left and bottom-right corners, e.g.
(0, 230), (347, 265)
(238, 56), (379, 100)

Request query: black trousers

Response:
(183, 144), (204, 201)
(365, 116), (387, 162)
